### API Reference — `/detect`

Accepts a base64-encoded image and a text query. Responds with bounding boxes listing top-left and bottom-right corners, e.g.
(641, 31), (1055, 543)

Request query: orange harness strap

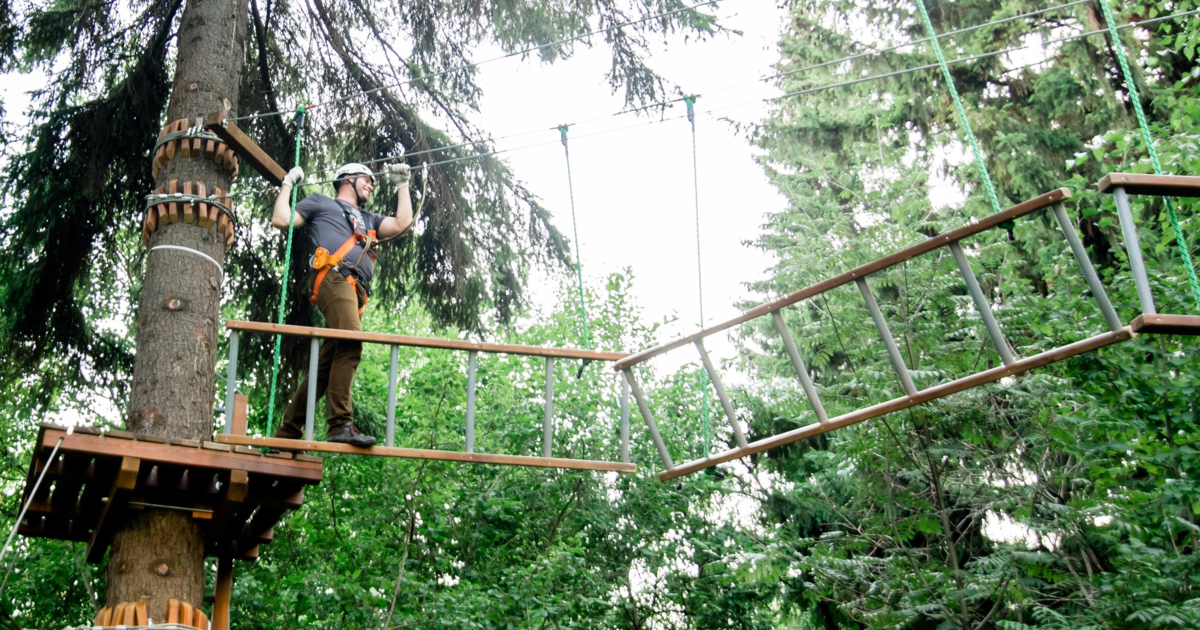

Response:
(311, 231), (373, 316)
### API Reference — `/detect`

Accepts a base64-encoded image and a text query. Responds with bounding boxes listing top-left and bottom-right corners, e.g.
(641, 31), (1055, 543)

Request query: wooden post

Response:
(232, 393), (249, 436)
(212, 555), (234, 630)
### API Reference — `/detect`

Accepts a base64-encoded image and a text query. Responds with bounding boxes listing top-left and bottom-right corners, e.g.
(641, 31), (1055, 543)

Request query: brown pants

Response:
(276, 271), (367, 439)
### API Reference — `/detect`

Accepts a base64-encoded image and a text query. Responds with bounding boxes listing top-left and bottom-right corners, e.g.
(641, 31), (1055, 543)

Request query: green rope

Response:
(912, 0), (1003, 215)
(1097, 0), (1200, 309)
(558, 125), (593, 351)
(266, 105), (307, 436)
(684, 95), (710, 456)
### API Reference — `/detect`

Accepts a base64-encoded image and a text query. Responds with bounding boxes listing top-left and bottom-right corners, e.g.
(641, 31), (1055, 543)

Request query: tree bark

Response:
(109, 0), (247, 618)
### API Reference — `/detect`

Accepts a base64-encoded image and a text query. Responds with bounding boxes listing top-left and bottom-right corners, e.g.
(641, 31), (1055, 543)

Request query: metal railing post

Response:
(1052, 203), (1122, 332)
(856, 276), (918, 396)
(619, 375), (630, 464)
(223, 330), (239, 434)
(304, 338), (319, 441)
(694, 339), (748, 448)
(466, 351), (478, 453)
(623, 369), (675, 469)
(949, 242), (1016, 365)
(385, 345), (399, 447)
(1112, 186), (1157, 315)
(543, 357), (555, 458)
(770, 311), (829, 423)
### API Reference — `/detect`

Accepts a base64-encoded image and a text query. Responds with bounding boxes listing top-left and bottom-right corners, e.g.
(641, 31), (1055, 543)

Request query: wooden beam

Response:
(204, 113), (287, 185)
(614, 188), (1073, 370)
(86, 456), (140, 563)
(42, 430), (323, 484)
(213, 435), (637, 473)
(205, 469), (249, 559)
(225, 320), (630, 362)
(232, 393), (249, 436)
(1131, 313), (1200, 335)
(1097, 173), (1200, 197)
(659, 328), (1132, 481)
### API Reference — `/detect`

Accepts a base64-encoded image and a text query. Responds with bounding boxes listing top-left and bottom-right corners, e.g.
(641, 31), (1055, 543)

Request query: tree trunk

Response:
(108, 0), (247, 619)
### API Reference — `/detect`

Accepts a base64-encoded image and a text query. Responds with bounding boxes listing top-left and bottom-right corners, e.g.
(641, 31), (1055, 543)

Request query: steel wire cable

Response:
(229, 0), (721, 123)
(217, 8), (1198, 202)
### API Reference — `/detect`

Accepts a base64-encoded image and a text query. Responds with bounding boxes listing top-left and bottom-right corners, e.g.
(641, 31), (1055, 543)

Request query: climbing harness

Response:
(1097, 0), (1200, 309)
(309, 203), (378, 317)
(684, 95), (711, 456)
(266, 105), (307, 436)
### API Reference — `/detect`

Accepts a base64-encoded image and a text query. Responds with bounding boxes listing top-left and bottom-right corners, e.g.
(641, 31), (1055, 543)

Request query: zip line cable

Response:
(703, 0), (1091, 99)
(293, 3), (1197, 188)
(912, 0), (1003, 214)
(216, 8), (1198, 202)
(1097, 0), (1200, 309)
(266, 105), (307, 437)
(685, 96), (711, 456)
(229, 0), (721, 124)
(558, 125), (592, 352)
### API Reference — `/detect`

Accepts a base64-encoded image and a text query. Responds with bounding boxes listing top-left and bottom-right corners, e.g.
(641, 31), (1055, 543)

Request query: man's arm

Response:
(377, 163), (414, 239)
(271, 166), (306, 230)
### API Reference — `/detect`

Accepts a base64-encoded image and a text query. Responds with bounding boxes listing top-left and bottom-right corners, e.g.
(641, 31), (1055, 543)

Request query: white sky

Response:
(470, 1), (787, 364)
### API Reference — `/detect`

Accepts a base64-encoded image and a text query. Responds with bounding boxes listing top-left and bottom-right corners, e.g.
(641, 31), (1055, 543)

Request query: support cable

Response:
(228, 1), (719, 123)
(0, 436), (65, 598)
(685, 96), (711, 456)
(912, 0), (1003, 214)
(212, 7), (1198, 201)
(1097, 0), (1200, 309)
(266, 105), (307, 436)
(557, 125), (592, 352)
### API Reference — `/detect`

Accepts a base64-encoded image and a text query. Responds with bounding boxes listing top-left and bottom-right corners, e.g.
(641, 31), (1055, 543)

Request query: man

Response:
(270, 161), (413, 446)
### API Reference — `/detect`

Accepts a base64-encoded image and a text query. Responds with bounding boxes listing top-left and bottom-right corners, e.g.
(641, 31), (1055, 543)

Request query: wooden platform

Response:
(20, 425), (323, 562)
(214, 435), (636, 473)
(1131, 313), (1200, 335)
(1097, 173), (1200, 197)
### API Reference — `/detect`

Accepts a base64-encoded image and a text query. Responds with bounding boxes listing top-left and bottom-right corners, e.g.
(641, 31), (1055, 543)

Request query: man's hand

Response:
(282, 166), (304, 188)
(385, 163), (411, 189)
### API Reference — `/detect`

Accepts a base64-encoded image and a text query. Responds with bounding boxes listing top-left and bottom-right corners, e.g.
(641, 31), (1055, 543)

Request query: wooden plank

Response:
(1131, 313), (1200, 335)
(196, 182), (211, 228)
(232, 393), (249, 436)
(614, 188), (1073, 370)
(43, 430), (323, 485)
(205, 113), (287, 185)
(168, 598), (180, 624)
(224, 320), (630, 361)
(183, 181), (195, 224)
(214, 434), (637, 472)
(180, 599), (194, 626)
(659, 328), (1132, 481)
(86, 456), (140, 563)
(212, 556), (233, 630)
(1097, 172), (1200, 197)
(135, 601), (148, 625)
(166, 179), (179, 224)
(196, 608), (209, 629)
(95, 606), (112, 626)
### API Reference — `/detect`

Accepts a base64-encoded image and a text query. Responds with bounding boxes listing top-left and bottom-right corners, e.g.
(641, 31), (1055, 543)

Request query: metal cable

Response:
(685, 96), (711, 456)
(558, 125), (592, 351)
(229, 0), (720, 123)
(0, 437), (65, 598)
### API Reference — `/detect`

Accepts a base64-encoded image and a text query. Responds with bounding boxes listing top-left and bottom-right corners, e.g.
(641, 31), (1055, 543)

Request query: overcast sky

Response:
(469, 2), (788, 366)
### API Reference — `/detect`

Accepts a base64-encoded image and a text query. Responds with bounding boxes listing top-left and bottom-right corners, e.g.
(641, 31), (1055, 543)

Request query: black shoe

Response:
(327, 424), (376, 448)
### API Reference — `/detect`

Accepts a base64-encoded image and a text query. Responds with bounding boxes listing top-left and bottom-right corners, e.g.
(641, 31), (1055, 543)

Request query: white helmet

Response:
(333, 163), (374, 186)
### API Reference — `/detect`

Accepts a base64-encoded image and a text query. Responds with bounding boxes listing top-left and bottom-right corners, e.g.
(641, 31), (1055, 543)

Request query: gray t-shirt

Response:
(296, 194), (385, 283)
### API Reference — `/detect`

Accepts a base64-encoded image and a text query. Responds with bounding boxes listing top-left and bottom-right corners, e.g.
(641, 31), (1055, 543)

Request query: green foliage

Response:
(738, 0), (1200, 627)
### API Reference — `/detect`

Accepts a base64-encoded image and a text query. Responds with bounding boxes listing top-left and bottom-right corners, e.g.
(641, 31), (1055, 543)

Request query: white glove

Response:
(385, 163), (411, 188)
(282, 166), (304, 188)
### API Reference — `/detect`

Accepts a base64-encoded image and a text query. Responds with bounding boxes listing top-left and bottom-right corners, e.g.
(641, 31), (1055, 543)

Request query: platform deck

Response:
(20, 425), (323, 562)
